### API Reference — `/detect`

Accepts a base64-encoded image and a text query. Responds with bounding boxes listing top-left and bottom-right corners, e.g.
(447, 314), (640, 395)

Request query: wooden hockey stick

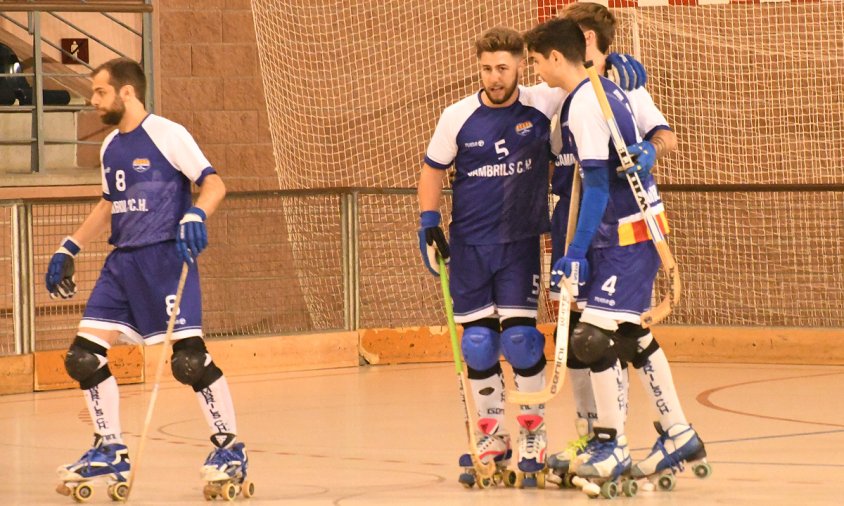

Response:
(506, 168), (580, 406)
(438, 255), (497, 480)
(584, 61), (681, 328)
(123, 262), (190, 502)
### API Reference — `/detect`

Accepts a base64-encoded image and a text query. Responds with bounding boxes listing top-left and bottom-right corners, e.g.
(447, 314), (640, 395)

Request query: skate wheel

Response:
(622, 478), (638, 497)
(502, 470), (516, 488)
(657, 473), (676, 491)
(563, 473), (577, 488)
(221, 482), (237, 501)
(523, 475), (537, 488)
(72, 483), (93, 503)
(108, 483), (129, 501)
(600, 480), (618, 499)
(242, 479), (255, 498)
(536, 471), (546, 489)
(477, 476), (494, 489)
(203, 484), (218, 500)
(458, 472), (476, 489)
(56, 483), (72, 496)
(693, 462), (712, 479)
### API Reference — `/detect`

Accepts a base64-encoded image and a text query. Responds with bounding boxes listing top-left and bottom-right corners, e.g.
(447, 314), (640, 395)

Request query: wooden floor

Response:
(2, 361), (843, 505)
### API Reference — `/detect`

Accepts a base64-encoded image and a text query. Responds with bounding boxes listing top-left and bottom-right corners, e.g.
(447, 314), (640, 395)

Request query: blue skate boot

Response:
(201, 432), (255, 500)
(546, 418), (591, 488)
(458, 418), (511, 489)
(572, 427), (638, 499)
(503, 414), (547, 488)
(55, 434), (131, 502)
(631, 422), (711, 491)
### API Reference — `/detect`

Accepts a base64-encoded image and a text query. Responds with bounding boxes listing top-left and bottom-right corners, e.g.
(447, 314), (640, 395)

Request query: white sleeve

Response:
(569, 92), (611, 164)
(627, 88), (670, 138)
(424, 110), (458, 168)
(164, 125), (213, 182)
(100, 130), (118, 199)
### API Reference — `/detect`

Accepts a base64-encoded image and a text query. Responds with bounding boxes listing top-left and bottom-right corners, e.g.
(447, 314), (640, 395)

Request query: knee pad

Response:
(628, 330), (660, 370)
(615, 322), (649, 364)
(65, 336), (111, 390)
(571, 322), (614, 365)
(171, 337), (223, 392)
(500, 322), (545, 374)
(461, 325), (501, 373)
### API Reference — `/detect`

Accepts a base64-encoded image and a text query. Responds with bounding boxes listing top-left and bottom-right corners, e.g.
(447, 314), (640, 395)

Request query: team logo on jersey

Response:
(515, 121), (533, 136)
(132, 158), (151, 172)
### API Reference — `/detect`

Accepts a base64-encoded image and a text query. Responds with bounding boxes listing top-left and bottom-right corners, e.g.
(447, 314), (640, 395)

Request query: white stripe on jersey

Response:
(140, 115), (211, 183)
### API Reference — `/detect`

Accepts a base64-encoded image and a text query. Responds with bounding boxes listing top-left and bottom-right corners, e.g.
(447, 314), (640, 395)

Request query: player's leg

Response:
(59, 253), (135, 486)
(130, 242), (247, 484)
(451, 243), (510, 468)
(496, 237), (547, 477)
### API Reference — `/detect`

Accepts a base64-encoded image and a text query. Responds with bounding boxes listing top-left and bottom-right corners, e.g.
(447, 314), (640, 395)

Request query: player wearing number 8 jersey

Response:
(47, 58), (249, 499)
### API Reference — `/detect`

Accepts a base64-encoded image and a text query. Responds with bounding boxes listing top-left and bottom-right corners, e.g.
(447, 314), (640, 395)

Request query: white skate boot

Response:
(546, 418), (591, 488)
(457, 418), (511, 489)
(200, 432), (255, 500)
(572, 427), (638, 499)
(631, 422), (711, 491)
(55, 434), (131, 502)
(504, 414), (547, 488)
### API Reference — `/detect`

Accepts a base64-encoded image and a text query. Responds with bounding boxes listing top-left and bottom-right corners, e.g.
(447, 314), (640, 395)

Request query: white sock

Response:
(569, 367), (597, 431)
(84, 375), (123, 444)
(514, 367), (545, 417)
(590, 360), (625, 436)
(469, 371), (505, 426)
(196, 375), (238, 440)
(621, 365), (630, 425)
(636, 347), (688, 429)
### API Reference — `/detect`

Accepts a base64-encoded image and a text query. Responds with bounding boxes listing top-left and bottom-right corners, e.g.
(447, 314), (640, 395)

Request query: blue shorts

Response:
(449, 237), (540, 323)
(80, 241), (203, 344)
(549, 199), (569, 300)
(577, 241), (660, 325)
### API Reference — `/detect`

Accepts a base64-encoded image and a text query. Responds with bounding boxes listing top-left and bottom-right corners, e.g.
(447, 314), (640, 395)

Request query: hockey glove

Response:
(177, 206), (208, 263)
(46, 236), (80, 299)
(606, 53), (647, 91)
(551, 244), (589, 297)
(622, 140), (656, 179)
(418, 210), (449, 276)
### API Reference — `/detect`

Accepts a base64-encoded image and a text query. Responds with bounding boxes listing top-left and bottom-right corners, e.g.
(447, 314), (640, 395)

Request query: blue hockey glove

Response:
(417, 210), (449, 276)
(550, 245), (589, 297)
(606, 53), (647, 91)
(46, 236), (80, 299)
(177, 206), (208, 263)
(622, 140), (656, 179)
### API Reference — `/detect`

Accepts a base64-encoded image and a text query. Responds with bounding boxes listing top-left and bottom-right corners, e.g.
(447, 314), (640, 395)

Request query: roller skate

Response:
(631, 422), (711, 491)
(55, 434), (131, 503)
(502, 414), (547, 488)
(458, 418), (511, 489)
(200, 432), (255, 501)
(546, 418), (591, 488)
(571, 427), (638, 499)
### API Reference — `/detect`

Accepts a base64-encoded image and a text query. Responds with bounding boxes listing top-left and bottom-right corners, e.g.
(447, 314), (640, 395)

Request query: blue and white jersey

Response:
(560, 77), (665, 249)
(100, 114), (216, 248)
(424, 84), (564, 245)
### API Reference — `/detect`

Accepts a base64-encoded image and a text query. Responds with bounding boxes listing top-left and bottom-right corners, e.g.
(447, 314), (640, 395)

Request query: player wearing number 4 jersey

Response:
(416, 27), (646, 488)
(47, 58), (251, 502)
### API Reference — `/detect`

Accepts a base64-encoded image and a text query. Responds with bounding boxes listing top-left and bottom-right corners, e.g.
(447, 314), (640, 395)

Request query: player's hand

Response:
(417, 210), (449, 277)
(551, 246), (589, 297)
(606, 53), (647, 91)
(46, 236), (80, 299)
(177, 206), (208, 263)
(622, 140), (656, 179)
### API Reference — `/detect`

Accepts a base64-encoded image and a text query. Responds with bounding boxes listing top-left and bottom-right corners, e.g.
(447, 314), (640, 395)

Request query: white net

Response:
(251, 0), (844, 328)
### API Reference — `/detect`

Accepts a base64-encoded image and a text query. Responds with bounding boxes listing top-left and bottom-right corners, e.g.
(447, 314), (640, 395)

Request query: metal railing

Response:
(0, 1), (153, 173)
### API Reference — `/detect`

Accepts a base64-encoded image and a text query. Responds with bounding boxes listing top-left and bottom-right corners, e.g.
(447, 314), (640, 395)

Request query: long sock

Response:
(84, 375), (123, 444)
(636, 348), (688, 429)
(621, 363), (630, 425)
(569, 367), (597, 431)
(590, 360), (625, 435)
(514, 367), (545, 417)
(469, 371), (505, 426)
(196, 375), (238, 441)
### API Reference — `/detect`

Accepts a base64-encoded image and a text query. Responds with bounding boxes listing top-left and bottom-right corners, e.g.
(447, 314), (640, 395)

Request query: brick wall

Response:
(158, 0), (277, 192)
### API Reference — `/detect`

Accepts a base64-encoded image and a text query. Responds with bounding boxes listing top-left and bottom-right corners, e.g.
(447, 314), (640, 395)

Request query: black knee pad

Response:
(631, 335), (660, 370)
(467, 361), (503, 380)
(171, 337), (223, 392)
(571, 322), (614, 366)
(65, 336), (112, 390)
(615, 322), (649, 364)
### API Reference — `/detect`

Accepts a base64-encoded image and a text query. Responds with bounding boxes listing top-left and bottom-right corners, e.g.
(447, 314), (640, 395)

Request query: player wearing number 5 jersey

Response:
(47, 58), (249, 499)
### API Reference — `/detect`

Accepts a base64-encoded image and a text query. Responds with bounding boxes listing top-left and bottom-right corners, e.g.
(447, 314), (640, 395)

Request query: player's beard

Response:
(483, 79), (518, 105)
(100, 96), (126, 126)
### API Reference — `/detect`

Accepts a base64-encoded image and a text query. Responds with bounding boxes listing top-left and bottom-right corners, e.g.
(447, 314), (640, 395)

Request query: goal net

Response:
(251, 0), (844, 329)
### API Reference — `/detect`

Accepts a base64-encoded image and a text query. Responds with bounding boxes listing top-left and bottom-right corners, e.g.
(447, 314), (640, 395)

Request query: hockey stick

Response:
(583, 61), (681, 328)
(123, 262), (190, 502)
(505, 168), (580, 406)
(438, 255), (497, 480)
